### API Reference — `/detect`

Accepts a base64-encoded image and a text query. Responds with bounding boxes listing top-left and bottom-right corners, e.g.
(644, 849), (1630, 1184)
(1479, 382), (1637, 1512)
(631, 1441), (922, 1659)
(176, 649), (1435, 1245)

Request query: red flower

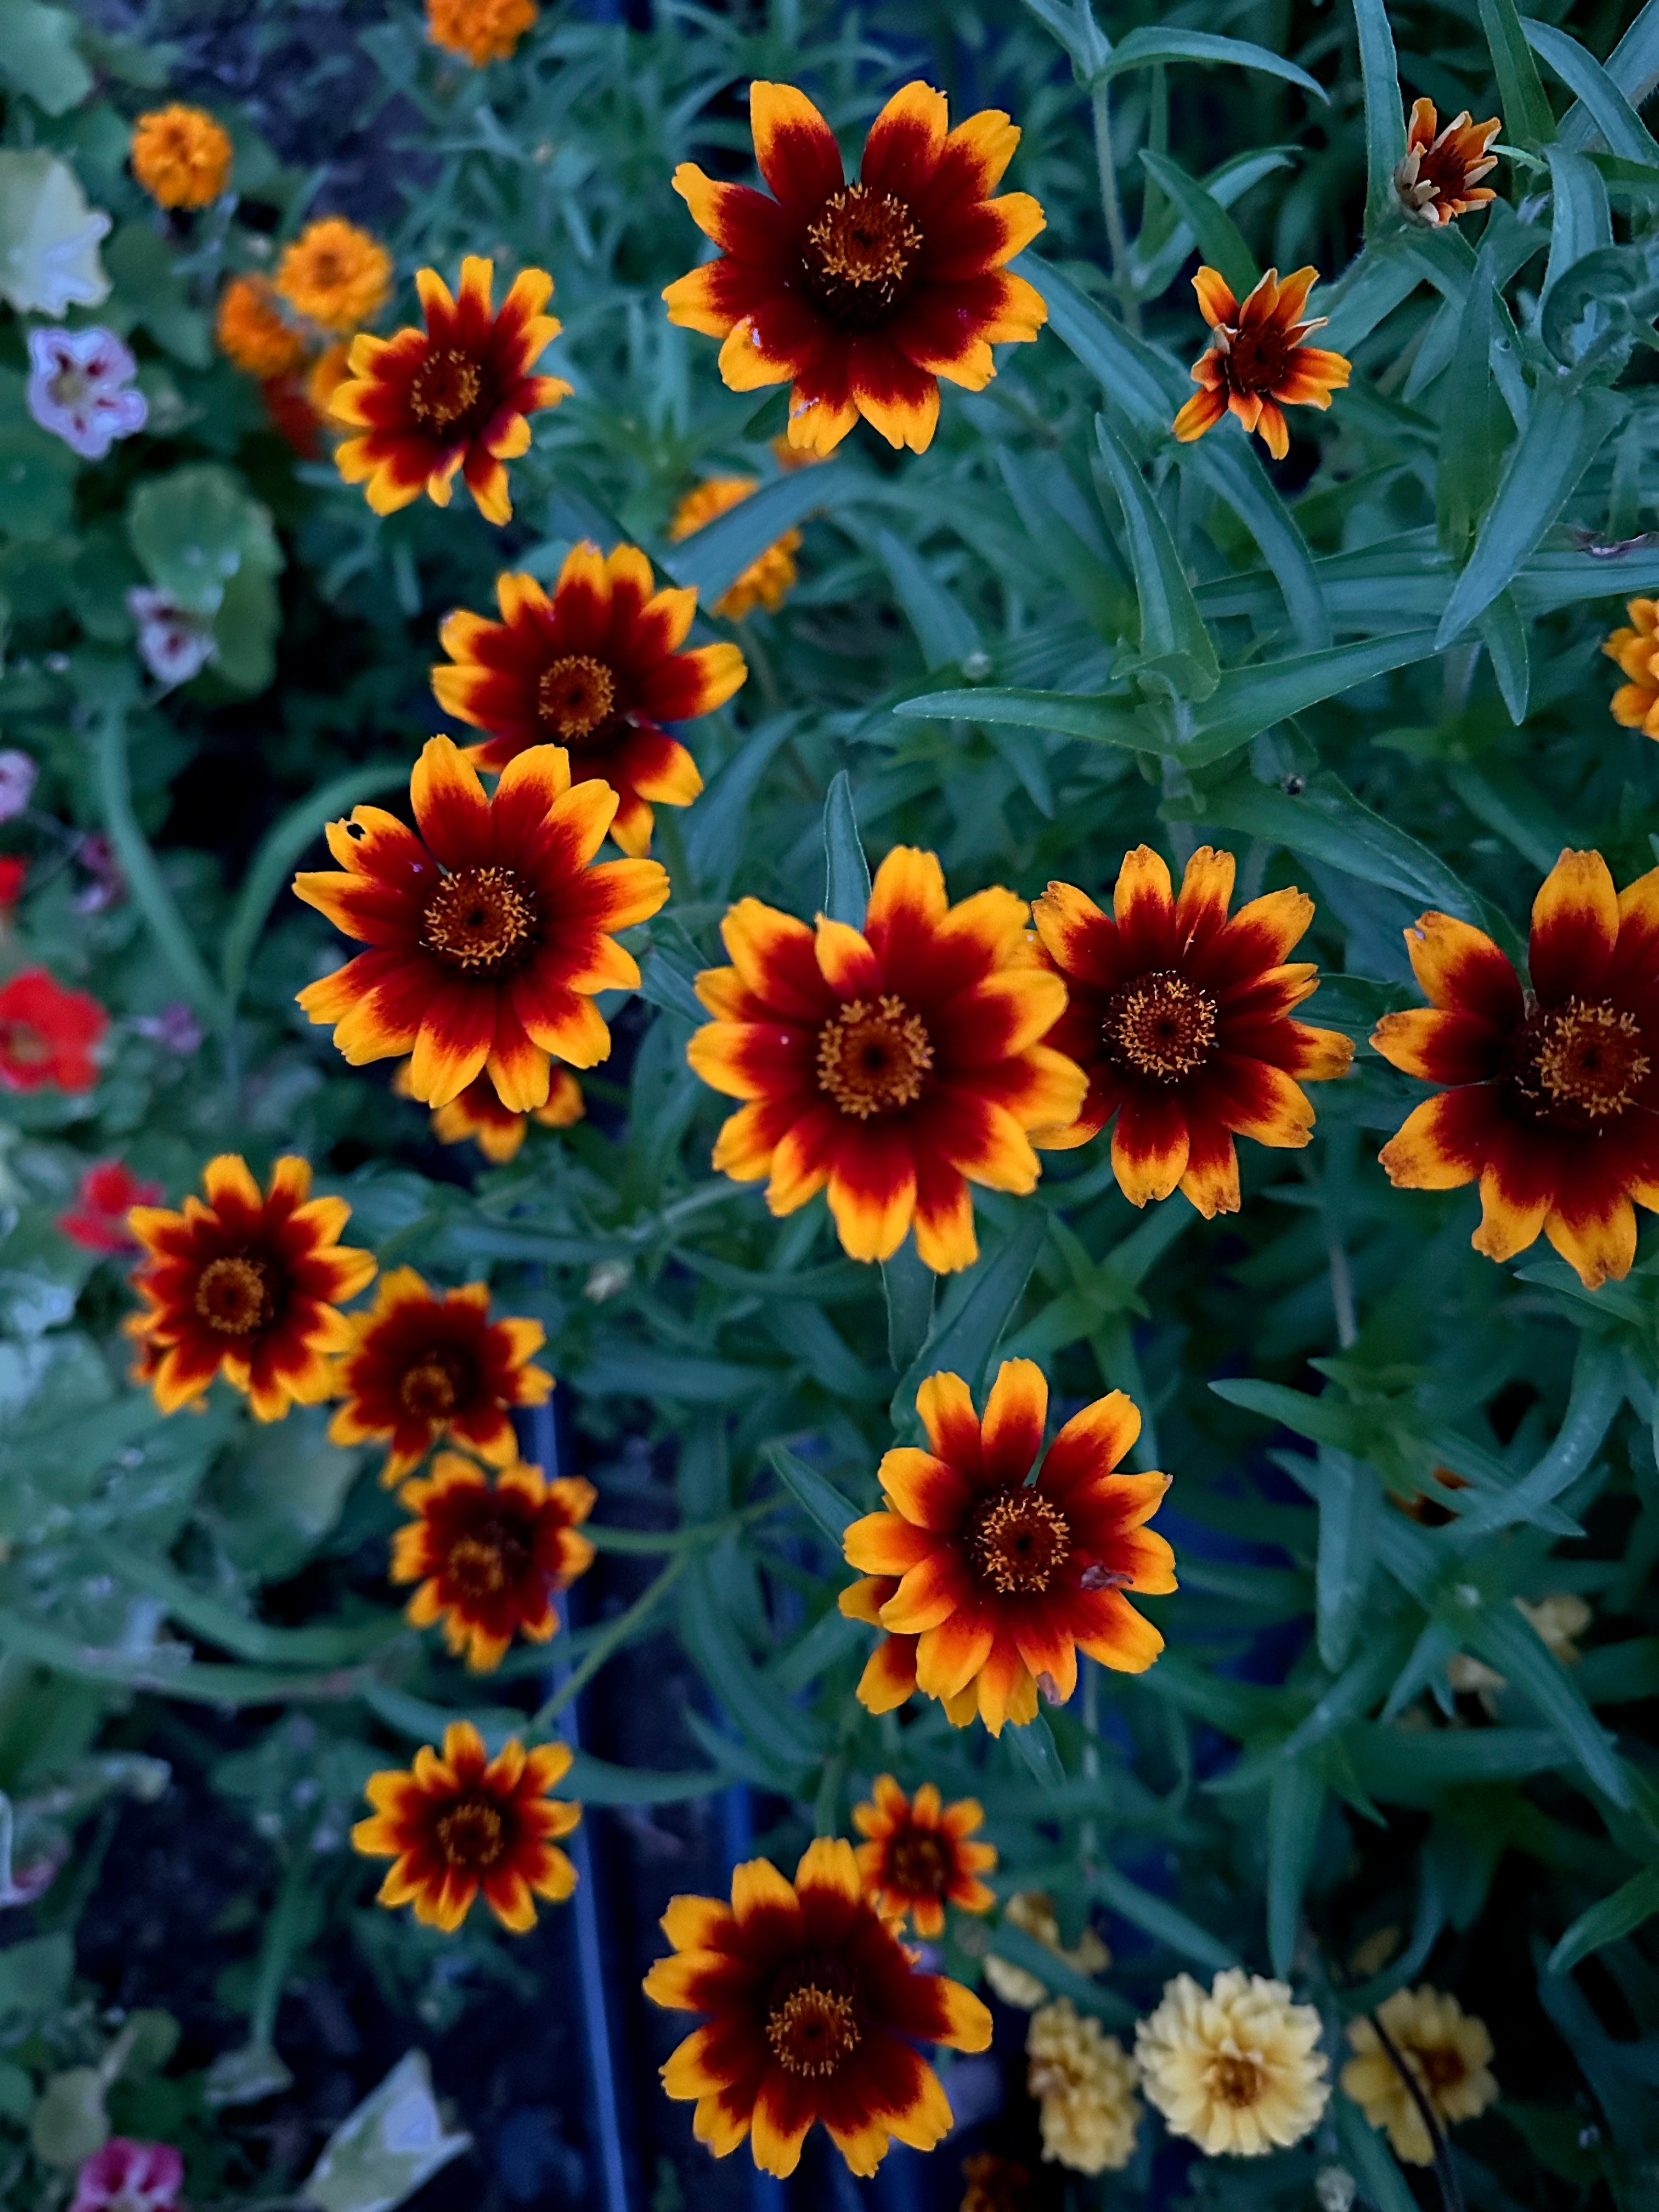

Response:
(59, 1160), (162, 1253)
(0, 967), (107, 1092)
(852, 1775), (997, 1938)
(1172, 267), (1350, 461)
(664, 81), (1046, 456)
(0, 856), (26, 914)
(391, 1453), (596, 1669)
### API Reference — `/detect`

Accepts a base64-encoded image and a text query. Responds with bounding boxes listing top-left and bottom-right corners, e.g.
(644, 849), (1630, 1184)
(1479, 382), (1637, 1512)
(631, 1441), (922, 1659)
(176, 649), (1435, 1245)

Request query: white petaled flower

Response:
(0, 151), (111, 315)
(1136, 1969), (1330, 2157)
(127, 588), (217, 686)
(0, 750), (38, 824)
(1026, 1997), (1141, 2174)
(26, 326), (147, 461)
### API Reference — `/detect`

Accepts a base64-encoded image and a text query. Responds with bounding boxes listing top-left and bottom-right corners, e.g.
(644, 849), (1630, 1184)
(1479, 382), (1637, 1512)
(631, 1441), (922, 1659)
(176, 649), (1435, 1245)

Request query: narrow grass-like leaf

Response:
(1180, 632), (1442, 769)
(681, 1557), (823, 1767)
(893, 1212), (1048, 1423)
(873, 527), (979, 667)
(662, 464), (860, 601)
(1026, 255), (1178, 435)
(1479, 0), (1557, 145)
(1559, 0), (1659, 148)
(1459, 1601), (1628, 1804)
(1008, 1712), (1066, 1785)
(1091, 1860), (1242, 1970)
(1335, 2093), (1421, 2212)
(1179, 436), (1330, 650)
(1543, 146), (1615, 312)
(1450, 1337), (1625, 1536)
(1546, 1858), (1659, 1973)
(1267, 1763), (1325, 1977)
(1314, 1451), (1380, 1672)
(1094, 413), (1220, 699)
(1525, 18), (1659, 163)
(1103, 26), (1325, 101)
(881, 1242), (935, 1372)
(1351, 0), (1408, 230)
(1479, 589), (1531, 722)
(893, 684), (1155, 751)
(1138, 150), (1259, 295)
(768, 1444), (858, 1548)
(822, 770), (871, 925)
(1436, 246), (1510, 559)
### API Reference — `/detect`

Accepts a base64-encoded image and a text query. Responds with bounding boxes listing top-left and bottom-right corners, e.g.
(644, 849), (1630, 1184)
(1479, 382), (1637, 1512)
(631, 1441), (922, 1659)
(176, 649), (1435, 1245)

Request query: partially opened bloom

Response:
(687, 847), (1085, 1272)
(216, 274), (308, 379)
(1032, 847), (1351, 1214)
(128, 1155), (375, 1419)
(276, 217), (392, 334)
(1395, 100), (1500, 225)
(843, 1359), (1175, 1734)
(26, 326), (146, 460)
(391, 1453), (595, 1669)
(397, 1058), (584, 1163)
(131, 105), (232, 210)
(645, 1837), (992, 2177)
(328, 1264), (551, 1481)
(1172, 267), (1349, 460)
(71, 2138), (183, 2212)
(1603, 599), (1659, 738)
(1136, 1971), (1329, 2157)
(1372, 849), (1659, 1288)
(1340, 1987), (1497, 2165)
(59, 1160), (161, 1253)
(330, 257), (569, 523)
(294, 735), (668, 1110)
(851, 1775), (996, 1936)
(665, 81), (1046, 456)
(432, 543), (746, 856)
(0, 967), (107, 1092)
(1026, 1999), (1141, 2174)
(353, 1720), (579, 1932)
(427, 0), (536, 63)
(669, 477), (802, 619)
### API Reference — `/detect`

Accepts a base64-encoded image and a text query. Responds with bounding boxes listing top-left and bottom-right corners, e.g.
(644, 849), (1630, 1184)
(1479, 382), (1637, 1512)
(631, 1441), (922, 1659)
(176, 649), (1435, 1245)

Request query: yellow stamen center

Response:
(1530, 998), (1649, 1122)
(1102, 969), (1218, 1082)
(194, 1255), (274, 1336)
(434, 1795), (506, 1871)
(801, 184), (923, 325)
(968, 1487), (1071, 1595)
(399, 1348), (472, 1420)
(766, 1983), (861, 2078)
(888, 1829), (949, 1897)
(537, 653), (616, 741)
(816, 995), (933, 1118)
(422, 866), (537, 974)
(1210, 2052), (1265, 2108)
(409, 346), (483, 430)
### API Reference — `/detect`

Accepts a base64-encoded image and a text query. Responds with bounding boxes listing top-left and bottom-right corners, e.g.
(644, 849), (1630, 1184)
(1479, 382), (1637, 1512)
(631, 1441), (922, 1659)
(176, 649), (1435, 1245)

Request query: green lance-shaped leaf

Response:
(1436, 243), (1510, 561)
(882, 1239), (936, 1371)
(1559, 0), (1659, 151)
(1101, 26), (1326, 101)
(1542, 146), (1614, 314)
(1350, 0), (1408, 232)
(1008, 1712), (1066, 1786)
(892, 1211), (1048, 1425)
(1137, 150), (1260, 298)
(1456, 1599), (1628, 1805)
(661, 463), (861, 602)
(821, 770), (871, 926)
(1449, 1336), (1626, 1538)
(680, 1555), (824, 1771)
(1314, 1450), (1381, 1673)
(1335, 2091), (1421, 2212)
(873, 526), (980, 668)
(1181, 631), (1441, 766)
(1267, 1762), (1327, 1977)
(1090, 1860), (1242, 1971)
(1479, 0), (1556, 146)
(1525, 18), (1659, 165)
(768, 1443), (858, 1549)
(1017, 0), (1113, 86)
(1026, 255), (1173, 436)
(1093, 414), (1220, 701)
(1178, 435), (1331, 651)
(1547, 1858), (1659, 1974)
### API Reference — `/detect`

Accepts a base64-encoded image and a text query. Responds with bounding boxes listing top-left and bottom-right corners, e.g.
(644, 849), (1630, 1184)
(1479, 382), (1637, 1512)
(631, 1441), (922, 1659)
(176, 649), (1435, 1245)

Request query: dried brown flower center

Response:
(887, 1829), (949, 1897)
(1510, 997), (1650, 1129)
(195, 1254), (275, 1335)
(409, 346), (484, 430)
(537, 654), (616, 741)
(968, 1487), (1071, 1595)
(422, 866), (537, 974)
(1209, 2051), (1265, 2108)
(399, 1346), (475, 1420)
(816, 995), (933, 1118)
(1215, 319), (1292, 401)
(445, 1519), (533, 1599)
(434, 1793), (506, 1871)
(1102, 969), (1218, 1082)
(802, 184), (923, 325)
(766, 1983), (861, 2077)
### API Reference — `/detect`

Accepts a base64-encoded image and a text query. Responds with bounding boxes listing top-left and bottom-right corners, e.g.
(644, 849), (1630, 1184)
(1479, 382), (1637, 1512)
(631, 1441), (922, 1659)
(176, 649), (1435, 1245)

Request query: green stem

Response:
(1090, 82), (1141, 335)
(251, 1854), (313, 2047)
(532, 1555), (686, 1729)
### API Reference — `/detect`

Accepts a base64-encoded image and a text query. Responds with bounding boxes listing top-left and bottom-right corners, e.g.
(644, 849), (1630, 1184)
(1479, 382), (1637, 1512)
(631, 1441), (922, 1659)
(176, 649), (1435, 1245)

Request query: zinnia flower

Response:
(1602, 598), (1659, 738)
(0, 967), (107, 1092)
(427, 0), (536, 65)
(432, 542), (746, 856)
(276, 216), (393, 334)
(128, 1154), (375, 1420)
(59, 1160), (161, 1253)
(644, 1837), (992, 2178)
(686, 846), (1085, 1271)
(1395, 99), (1500, 226)
(1026, 1999), (1141, 2175)
(1340, 1987), (1497, 2165)
(664, 81), (1047, 456)
(1136, 1970), (1330, 2157)
(842, 1359), (1175, 1734)
(836, 1572), (996, 1726)
(1031, 846), (1352, 1214)
(1172, 266), (1350, 460)
(397, 1058), (584, 1161)
(70, 2138), (183, 2212)
(1371, 849), (1659, 1289)
(669, 477), (802, 619)
(391, 1452), (596, 1668)
(327, 1263), (552, 1482)
(851, 1775), (996, 1937)
(292, 735), (669, 1109)
(129, 105), (232, 210)
(352, 1720), (580, 1932)
(216, 274), (308, 379)
(330, 256), (569, 523)
(26, 326), (146, 461)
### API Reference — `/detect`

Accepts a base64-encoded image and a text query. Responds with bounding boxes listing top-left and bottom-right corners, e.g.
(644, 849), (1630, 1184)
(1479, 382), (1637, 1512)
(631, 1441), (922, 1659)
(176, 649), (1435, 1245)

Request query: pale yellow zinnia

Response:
(1026, 1997), (1141, 2174)
(1136, 1970), (1330, 2157)
(983, 1890), (1110, 2010)
(1340, 1987), (1497, 2165)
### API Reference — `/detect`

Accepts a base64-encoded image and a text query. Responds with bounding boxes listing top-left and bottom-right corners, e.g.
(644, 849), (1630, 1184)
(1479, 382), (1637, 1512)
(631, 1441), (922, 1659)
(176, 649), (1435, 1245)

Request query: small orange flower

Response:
(396, 1059), (584, 1163)
(665, 81), (1046, 456)
(1603, 599), (1659, 738)
(276, 217), (393, 334)
(427, 0), (536, 64)
(353, 1720), (579, 1932)
(216, 275), (308, 379)
(1172, 267), (1350, 461)
(327, 1263), (552, 1482)
(391, 1453), (596, 1669)
(669, 478), (803, 620)
(128, 1155), (375, 1420)
(1396, 99), (1500, 226)
(837, 1575), (1008, 1726)
(330, 256), (569, 524)
(307, 340), (354, 419)
(645, 1838), (992, 2177)
(843, 1359), (1176, 1735)
(853, 1776), (996, 1937)
(432, 543), (746, 856)
(130, 105), (233, 210)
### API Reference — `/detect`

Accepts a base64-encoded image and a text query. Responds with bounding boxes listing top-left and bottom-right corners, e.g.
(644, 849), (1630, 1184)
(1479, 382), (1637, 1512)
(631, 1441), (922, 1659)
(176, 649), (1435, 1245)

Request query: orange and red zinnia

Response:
(128, 1154), (375, 1420)
(1031, 847), (1352, 1215)
(328, 1264), (552, 1482)
(664, 82), (1046, 456)
(397, 1059), (584, 1163)
(1602, 599), (1659, 739)
(686, 847), (1085, 1272)
(852, 1776), (996, 1938)
(1172, 267), (1349, 461)
(1395, 100), (1501, 226)
(843, 1359), (1175, 1735)
(330, 257), (570, 523)
(0, 968), (107, 1093)
(669, 477), (803, 620)
(391, 1453), (596, 1669)
(645, 1838), (992, 2178)
(293, 735), (669, 1110)
(837, 1573), (1002, 1726)
(353, 1720), (579, 1932)
(1372, 849), (1659, 1289)
(432, 542), (746, 856)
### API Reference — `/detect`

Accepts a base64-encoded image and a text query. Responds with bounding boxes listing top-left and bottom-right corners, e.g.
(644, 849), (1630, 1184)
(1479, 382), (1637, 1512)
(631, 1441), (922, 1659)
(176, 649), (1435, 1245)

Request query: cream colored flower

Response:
(984, 1891), (1110, 2008)
(1027, 1998), (1141, 2174)
(1340, 1987), (1497, 2165)
(1136, 1970), (1329, 2157)
(1518, 1592), (1592, 1662)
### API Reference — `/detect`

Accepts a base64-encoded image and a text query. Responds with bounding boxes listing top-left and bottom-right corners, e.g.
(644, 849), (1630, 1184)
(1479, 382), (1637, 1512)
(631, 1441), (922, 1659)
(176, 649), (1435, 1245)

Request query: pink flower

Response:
(70, 2140), (183, 2212)
(0, 751), (37, 823)
(59, 1160), (162, 1252)
(126, 589), (216, 687)
(26, 327), (148, 462)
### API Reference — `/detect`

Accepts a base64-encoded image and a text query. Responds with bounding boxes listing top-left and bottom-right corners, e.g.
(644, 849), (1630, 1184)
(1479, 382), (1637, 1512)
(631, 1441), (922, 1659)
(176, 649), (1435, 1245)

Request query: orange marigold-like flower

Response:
(330, 256), (569, 524)
(432, 543), (746, 857)
(326, 1263), (551, 1482)
(644, 1838), (992, 2178)
(1395, 99), (1501, 226)
(1172, 267), (1350, 461)
(128, 1154), (375, 1420)
(1602, 598), (1659, 739)
(353, 1720), (579, 1932)
(391, 1453), (595, 1669)
(395, 1058), (584, 1163)
(1372, 849), (1659, 1290)
(1031, 847), (1352, 1215)
(686, 847), (1085, 1272)
(130, 105), (233, 210)
(427, 0), (536, 64)
(664, 81), (1047, 457)
(669, 477), (803, 620)
(843, 1359), (1175, 1735)
(216, 275), (308, 379)
(292, 735), (669, 1110)
(852, 1775), (996, 1937)
(276, 217), (393, 334)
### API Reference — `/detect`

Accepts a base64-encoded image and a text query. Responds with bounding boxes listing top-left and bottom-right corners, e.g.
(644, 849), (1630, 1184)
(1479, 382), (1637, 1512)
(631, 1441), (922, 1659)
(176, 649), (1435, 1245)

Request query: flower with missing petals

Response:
(130, 105), (232, 210)
(1395, 100), (1500, 226)
(669, 477), (802, 619)
(1340, 1988), (1496, 2165)
(851, 1775), (996, 1937)
(1136, 1970), (1329, 2157)
(1172, 266), (1349, 460)
(26, 326), (146, 461)
(391, 1453), (595, 1669)
(1026, 1999), (1141, 2174)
